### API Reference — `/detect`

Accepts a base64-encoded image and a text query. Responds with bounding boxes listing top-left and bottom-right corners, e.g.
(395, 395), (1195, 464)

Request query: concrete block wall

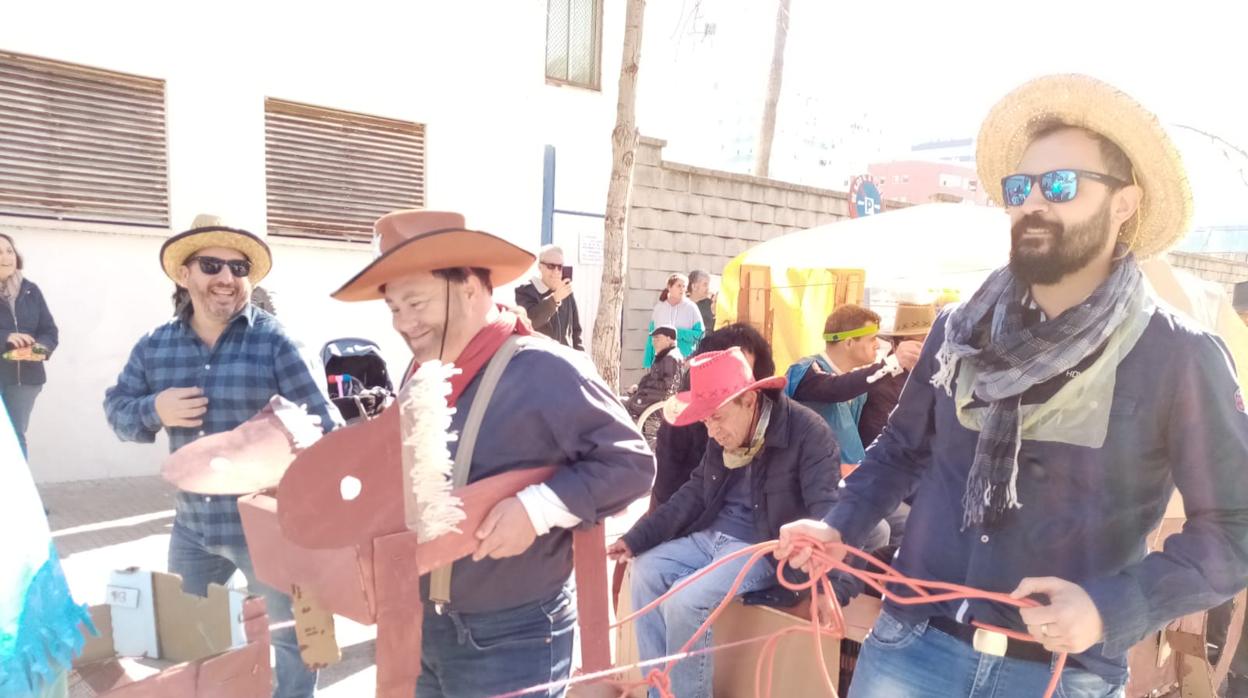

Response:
(622, 136), (902, 385)
(1168, 251), (1248, 297)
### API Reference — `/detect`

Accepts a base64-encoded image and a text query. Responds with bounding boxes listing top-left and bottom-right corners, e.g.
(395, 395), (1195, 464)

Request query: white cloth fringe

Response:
(402, 361), (467, 543)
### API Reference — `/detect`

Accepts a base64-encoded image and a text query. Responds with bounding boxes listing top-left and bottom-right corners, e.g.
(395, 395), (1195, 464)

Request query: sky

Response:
(635, 0), (1248, 228)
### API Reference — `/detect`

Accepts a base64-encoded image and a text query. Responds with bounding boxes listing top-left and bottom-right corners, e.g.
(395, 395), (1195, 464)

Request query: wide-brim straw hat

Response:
(662, 347), (786, 427)
(976, 74), (1192, 259)
(160, 214), (272, 285)
(332, 210), (535, 302)
(880, 302), (936, 338)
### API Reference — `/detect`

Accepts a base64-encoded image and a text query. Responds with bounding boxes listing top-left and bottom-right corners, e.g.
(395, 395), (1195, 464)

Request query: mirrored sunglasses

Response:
(1000, 169), (1128, 207)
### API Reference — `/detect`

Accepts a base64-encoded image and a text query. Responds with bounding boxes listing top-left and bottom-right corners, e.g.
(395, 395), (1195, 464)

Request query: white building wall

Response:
(0, 0), (624, 481)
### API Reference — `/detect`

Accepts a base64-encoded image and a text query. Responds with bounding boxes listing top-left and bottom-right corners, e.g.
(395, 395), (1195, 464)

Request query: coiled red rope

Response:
(491, 536), (1066, 698)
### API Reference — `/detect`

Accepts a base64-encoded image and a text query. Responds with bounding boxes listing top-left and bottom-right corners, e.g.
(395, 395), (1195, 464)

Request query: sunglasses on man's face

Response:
(1000, 169), (1128, 207)
(188, 256), (252, 278)
(540, 262), (563, 271)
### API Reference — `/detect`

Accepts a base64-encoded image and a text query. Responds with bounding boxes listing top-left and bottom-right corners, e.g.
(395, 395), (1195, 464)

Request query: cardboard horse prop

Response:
(237, 378), (613, 698)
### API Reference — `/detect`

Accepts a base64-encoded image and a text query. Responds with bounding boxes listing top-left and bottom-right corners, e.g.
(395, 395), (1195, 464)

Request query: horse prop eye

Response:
(340, 476), (363, 501)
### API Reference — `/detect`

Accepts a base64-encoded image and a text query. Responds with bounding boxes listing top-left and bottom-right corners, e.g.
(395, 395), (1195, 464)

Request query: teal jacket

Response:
(784, 354), (867, 464)
(643, 320), (703, 369)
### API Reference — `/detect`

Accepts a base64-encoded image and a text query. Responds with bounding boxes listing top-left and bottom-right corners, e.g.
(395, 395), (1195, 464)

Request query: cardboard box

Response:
(69, 569), (271, 698)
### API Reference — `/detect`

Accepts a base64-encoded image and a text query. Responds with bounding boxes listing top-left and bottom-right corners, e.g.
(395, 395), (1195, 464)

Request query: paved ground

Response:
(40, 475), (646, 696)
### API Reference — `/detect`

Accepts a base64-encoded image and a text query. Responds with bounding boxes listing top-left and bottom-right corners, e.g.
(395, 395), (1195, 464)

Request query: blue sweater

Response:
(427, 340), (655, 613)
(826, 308), (1248, 683)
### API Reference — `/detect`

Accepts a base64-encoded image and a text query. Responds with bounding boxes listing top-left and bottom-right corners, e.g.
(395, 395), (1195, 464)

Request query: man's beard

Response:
(1009, 203), (1114, 285)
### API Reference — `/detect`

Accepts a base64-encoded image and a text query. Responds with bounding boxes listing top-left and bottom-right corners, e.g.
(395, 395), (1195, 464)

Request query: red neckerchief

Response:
(403, 305), (532, 406)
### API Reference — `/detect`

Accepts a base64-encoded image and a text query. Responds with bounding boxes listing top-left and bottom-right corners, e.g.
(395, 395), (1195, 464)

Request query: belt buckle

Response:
(973, 627), (1008, 657)
(434, 602), (447, 616)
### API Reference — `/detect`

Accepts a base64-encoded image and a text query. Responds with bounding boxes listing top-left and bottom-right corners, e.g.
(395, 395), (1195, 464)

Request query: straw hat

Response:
(662, 347), (786, 427)
(976, 74), (1192, 259)
(160, 214), (272, 285)
(881, 302), (936, 338)
(332, 210), (535, 302)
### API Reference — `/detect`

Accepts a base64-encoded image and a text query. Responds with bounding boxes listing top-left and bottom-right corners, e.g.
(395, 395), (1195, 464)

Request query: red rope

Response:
(490, 537), (1067, 698)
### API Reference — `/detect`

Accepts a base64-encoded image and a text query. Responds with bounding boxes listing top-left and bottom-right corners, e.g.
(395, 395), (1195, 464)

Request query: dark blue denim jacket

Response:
(827, 308), (1248, 683)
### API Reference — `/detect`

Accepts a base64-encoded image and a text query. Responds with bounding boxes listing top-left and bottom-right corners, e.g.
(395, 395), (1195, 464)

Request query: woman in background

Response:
(644, 273), (704, 367)
(0, 233), (58, 460)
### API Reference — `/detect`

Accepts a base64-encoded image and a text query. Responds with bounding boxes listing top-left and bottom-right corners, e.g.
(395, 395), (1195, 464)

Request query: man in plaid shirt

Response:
(104, 215), (341, 698)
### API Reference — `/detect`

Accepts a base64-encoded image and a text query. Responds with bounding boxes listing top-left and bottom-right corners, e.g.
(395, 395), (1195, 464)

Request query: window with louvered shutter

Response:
(0, 51), (169, 227)
(546, 0), (602, 90)
(264, 99), (426, 244)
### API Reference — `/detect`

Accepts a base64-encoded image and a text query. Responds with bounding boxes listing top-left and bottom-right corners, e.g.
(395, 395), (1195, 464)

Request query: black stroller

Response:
(321, 338), (395, 423)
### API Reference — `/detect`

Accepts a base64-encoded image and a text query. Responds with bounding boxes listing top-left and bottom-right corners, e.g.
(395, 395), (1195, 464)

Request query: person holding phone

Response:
(514, 244), (584, 350)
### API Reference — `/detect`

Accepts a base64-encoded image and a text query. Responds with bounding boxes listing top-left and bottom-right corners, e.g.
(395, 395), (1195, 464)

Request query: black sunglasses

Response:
(1000, 169), (1129, 207)
(540, 261), (563, 271)
(188, 255), (252, 278)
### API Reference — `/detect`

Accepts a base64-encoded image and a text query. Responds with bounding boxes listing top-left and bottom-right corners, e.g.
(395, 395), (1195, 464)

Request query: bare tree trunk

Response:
(754, 0), (791, 178)
(591, 0), (646, 392)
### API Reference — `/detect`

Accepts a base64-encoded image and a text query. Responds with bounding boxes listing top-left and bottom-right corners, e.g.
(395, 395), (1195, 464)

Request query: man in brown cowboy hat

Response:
(857, 301), (934, 449)
(104, 214), (342, 698)
(608, 346), (840, 698)
(331, 209), (653, 697)
(779, 75), (1248, 697)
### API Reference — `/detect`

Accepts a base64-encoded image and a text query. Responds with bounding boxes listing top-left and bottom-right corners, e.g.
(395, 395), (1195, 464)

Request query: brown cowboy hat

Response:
(976, 74), (1192, 259)
(881, 302), (936, 338)
(160, 214), (272, 285)
(662, 347), (786, 427)
(332, 210), (535, 302)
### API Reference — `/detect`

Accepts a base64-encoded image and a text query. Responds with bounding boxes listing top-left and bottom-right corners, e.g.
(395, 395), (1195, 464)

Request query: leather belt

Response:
(928, 615), (1077, 668)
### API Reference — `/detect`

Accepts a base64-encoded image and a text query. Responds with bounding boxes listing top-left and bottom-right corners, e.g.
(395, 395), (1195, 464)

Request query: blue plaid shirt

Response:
(104, 304), (342, 547)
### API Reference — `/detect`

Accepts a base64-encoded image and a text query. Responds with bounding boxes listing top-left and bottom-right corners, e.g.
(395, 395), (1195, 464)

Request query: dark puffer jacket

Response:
(622, 392), (840, 576)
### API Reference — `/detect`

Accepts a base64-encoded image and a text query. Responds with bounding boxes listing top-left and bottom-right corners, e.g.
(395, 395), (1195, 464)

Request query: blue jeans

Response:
(416, 585), (576, 697)
(168, 521), (316, 698)
(848, 609), (1126, 697)
(1, 383), (41, 459)
(629, 530), (775, 698)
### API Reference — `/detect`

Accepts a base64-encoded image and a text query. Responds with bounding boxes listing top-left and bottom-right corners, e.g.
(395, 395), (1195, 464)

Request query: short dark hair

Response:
(824, 304), (880, 343)
(694, 323), (776, 380)
(0, 233), (24, 270)
(432, 266), (493, 293)
(1030, 121), (1133, 182)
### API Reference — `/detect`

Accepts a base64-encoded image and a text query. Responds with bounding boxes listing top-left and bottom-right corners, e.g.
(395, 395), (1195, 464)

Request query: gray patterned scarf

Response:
(930, 255), (1145, 530)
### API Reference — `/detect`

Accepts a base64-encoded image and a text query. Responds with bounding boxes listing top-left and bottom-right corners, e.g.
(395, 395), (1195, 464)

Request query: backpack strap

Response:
(427, 335), (528, 607)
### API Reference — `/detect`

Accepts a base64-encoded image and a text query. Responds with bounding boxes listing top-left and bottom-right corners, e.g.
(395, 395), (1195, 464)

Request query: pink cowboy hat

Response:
(663, 347), (786, 427)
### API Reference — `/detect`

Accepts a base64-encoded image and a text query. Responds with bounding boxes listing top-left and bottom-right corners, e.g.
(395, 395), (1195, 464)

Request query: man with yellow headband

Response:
(778, 75), (1248, 697)
(784, 304), (920, 467)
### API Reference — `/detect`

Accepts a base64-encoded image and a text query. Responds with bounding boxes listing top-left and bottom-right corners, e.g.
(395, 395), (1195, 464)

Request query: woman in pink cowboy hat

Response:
(607, 346), (842, 698)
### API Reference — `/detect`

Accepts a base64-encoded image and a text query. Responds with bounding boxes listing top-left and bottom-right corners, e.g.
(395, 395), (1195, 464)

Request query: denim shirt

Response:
(104, 305), (342, 546)
(826, 308), (1248, 683)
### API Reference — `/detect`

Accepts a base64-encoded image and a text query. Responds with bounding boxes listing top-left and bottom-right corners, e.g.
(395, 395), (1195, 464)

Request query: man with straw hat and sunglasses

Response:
(778, 75), (1248, 696)
(104, 215), (342, 698)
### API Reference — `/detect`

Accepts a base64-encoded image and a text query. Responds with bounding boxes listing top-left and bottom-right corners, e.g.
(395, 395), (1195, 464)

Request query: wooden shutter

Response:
(737, 264), (774, 343)
(264, 99), (426, 243)
(0, 51), (169, 226)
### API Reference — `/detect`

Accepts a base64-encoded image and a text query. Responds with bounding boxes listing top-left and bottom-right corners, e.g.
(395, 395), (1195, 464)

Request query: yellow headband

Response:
(823, 324), (879, 343)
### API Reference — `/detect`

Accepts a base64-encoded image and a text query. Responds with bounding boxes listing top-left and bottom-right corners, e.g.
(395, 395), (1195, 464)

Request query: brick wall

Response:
(622, 136), (901, 384)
